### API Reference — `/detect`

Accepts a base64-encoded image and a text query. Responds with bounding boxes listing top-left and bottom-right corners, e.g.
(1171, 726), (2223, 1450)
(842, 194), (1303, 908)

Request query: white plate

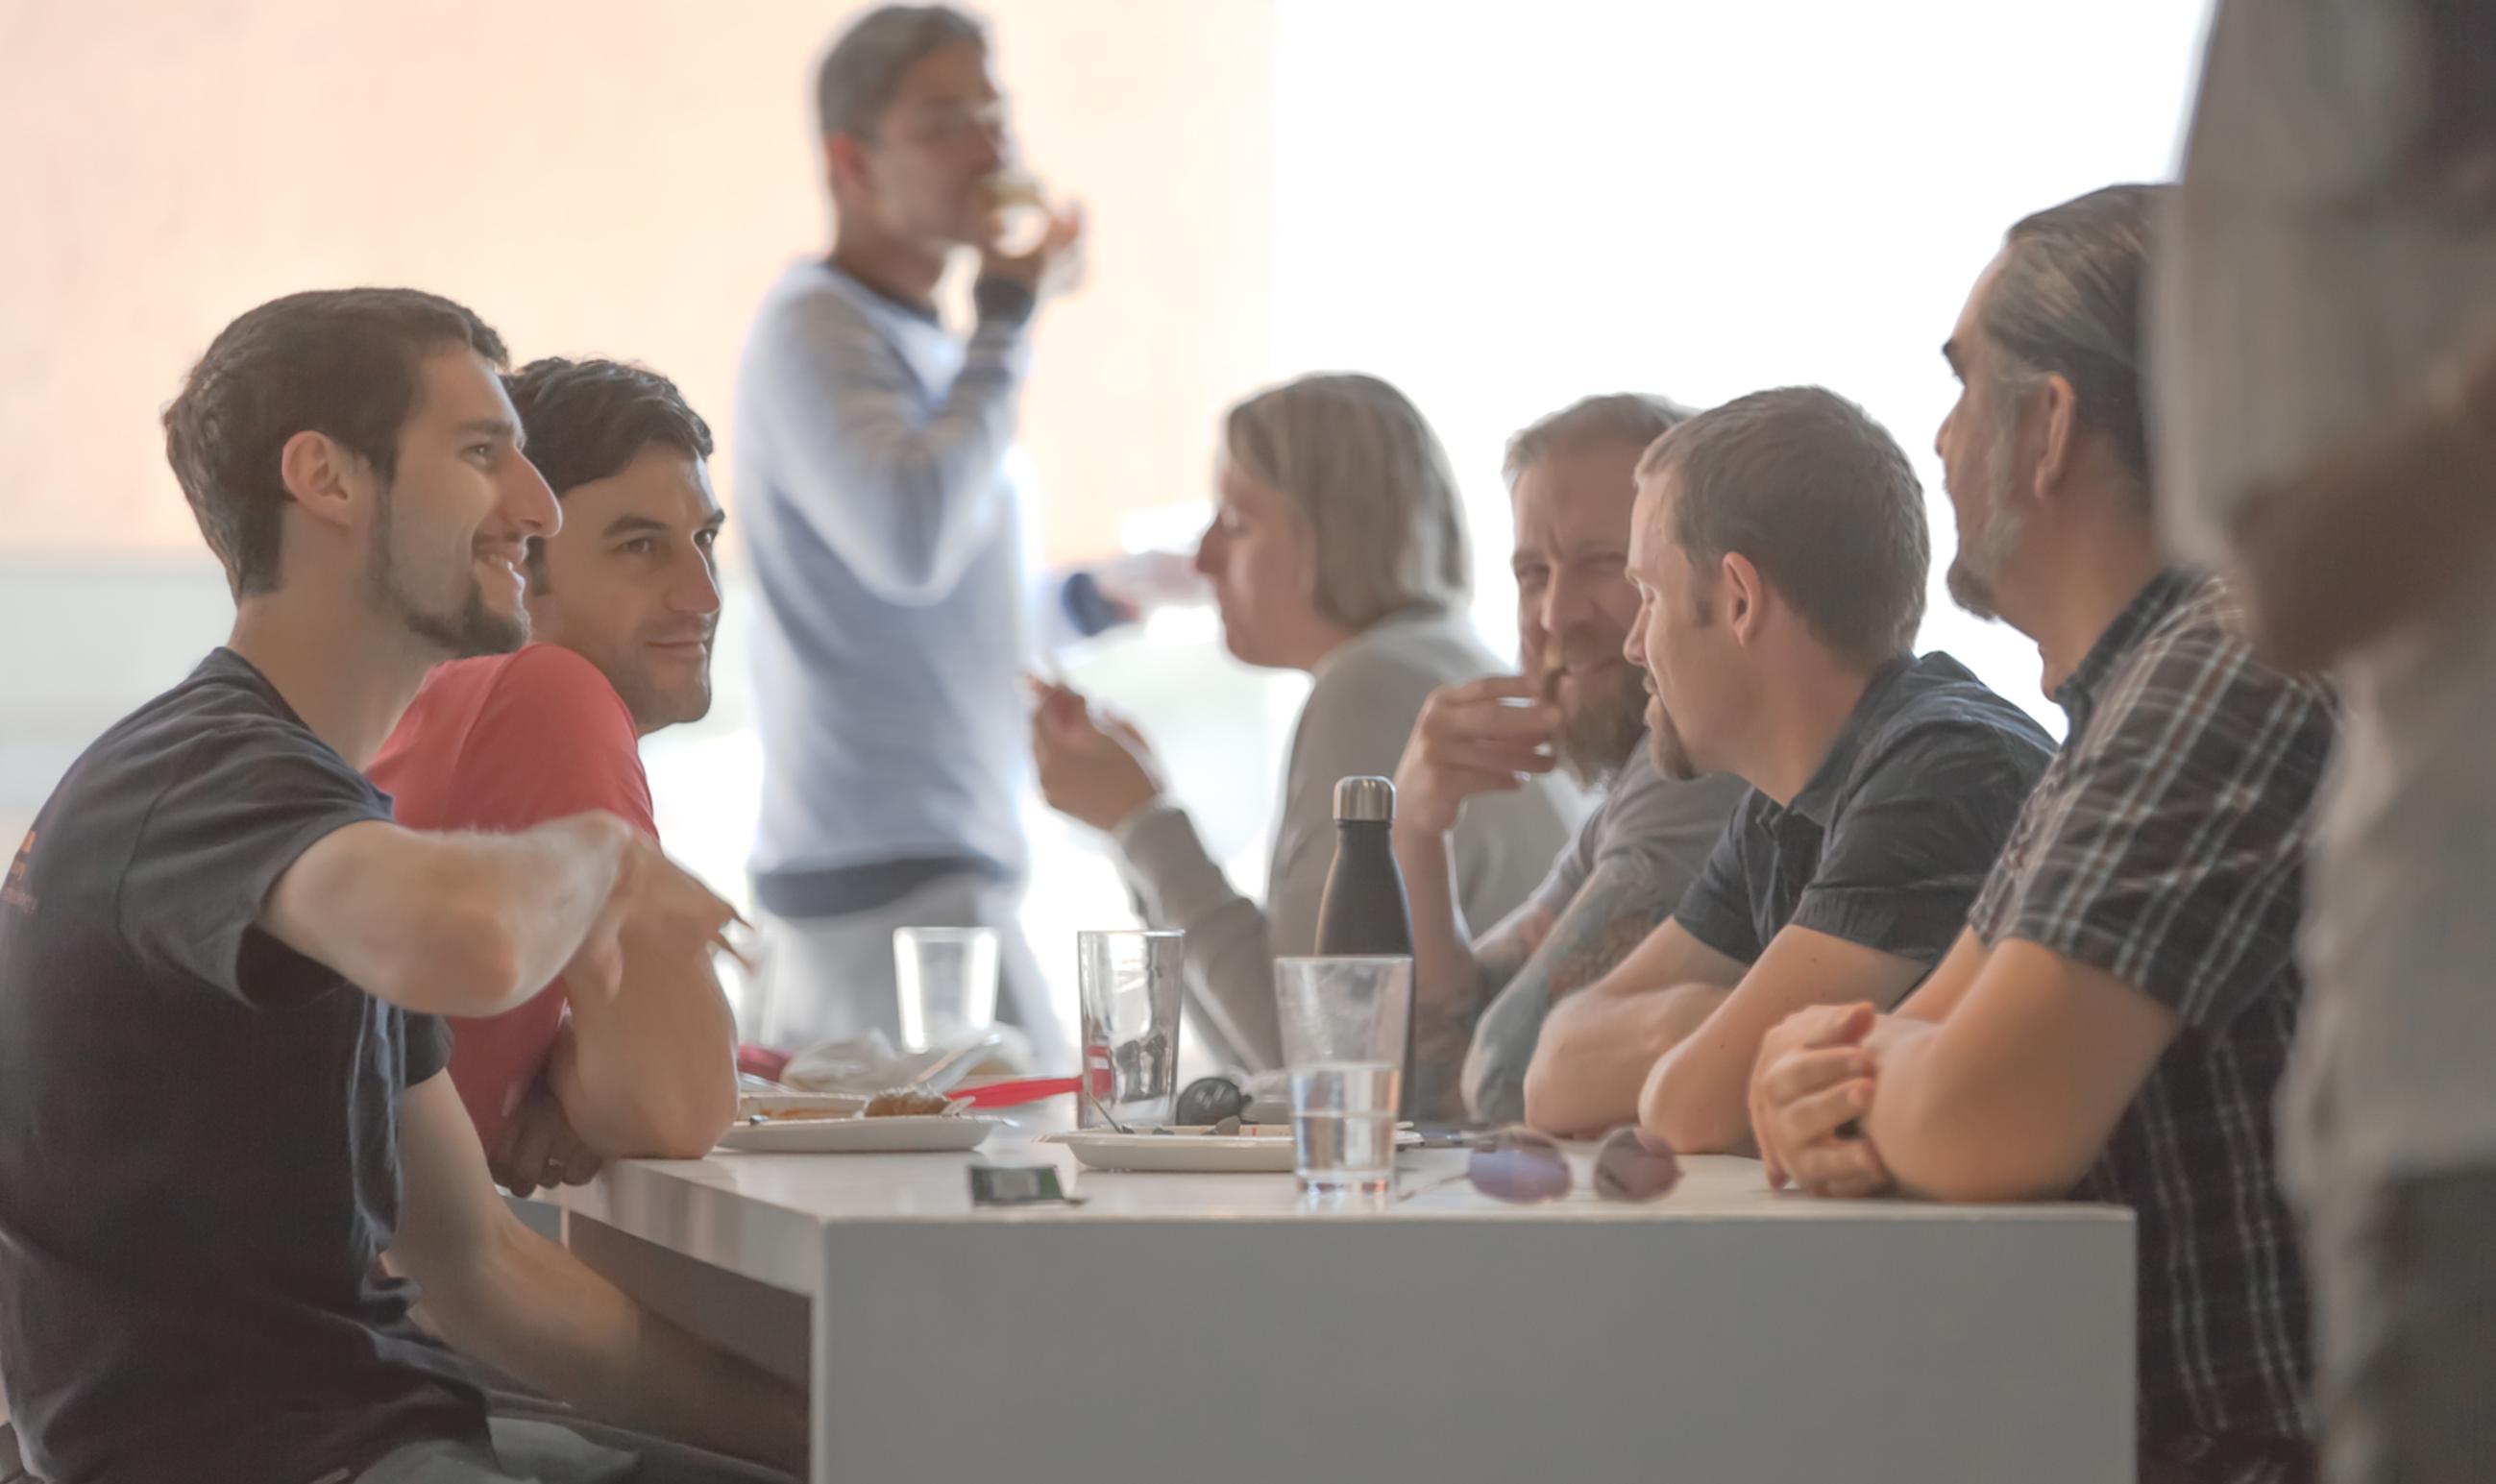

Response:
(737, 1090), (868, 1120)
(715, 1114), (994, 1154)
(1040, 1125), (1422, 1174)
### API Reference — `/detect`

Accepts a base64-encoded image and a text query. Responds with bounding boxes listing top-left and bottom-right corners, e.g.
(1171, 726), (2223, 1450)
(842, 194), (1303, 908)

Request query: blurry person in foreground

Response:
(2155, 5), (2496, 1477)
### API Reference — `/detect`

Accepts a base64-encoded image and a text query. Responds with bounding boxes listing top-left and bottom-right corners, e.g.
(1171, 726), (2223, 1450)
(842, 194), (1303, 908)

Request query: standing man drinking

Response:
(736, 4), (1113, 1053)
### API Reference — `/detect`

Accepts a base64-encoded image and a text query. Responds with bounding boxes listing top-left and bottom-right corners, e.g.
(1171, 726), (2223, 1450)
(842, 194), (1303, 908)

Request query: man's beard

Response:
(1539, 654), (1647, 787)
(368, 480), (527, 659)
(1945, 414), (2028, 622)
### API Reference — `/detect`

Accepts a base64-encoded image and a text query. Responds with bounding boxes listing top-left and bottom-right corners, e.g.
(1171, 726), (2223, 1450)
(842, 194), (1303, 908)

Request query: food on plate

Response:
(1147, 1117), (1245, 1137)
(863, 1087), (956, 1119)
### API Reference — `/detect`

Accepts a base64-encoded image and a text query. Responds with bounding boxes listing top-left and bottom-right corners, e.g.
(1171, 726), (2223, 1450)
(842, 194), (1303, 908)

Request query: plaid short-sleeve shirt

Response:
(1970, 569), (2333, 1481)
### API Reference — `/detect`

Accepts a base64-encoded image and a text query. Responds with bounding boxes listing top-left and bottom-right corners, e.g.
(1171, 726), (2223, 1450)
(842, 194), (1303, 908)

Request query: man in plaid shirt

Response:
(1750, 185), (2329, 1482)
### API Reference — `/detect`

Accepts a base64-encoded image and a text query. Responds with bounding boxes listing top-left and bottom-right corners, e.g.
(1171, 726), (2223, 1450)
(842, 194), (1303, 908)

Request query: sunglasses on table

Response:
(1460, 1125), (1682, 1204)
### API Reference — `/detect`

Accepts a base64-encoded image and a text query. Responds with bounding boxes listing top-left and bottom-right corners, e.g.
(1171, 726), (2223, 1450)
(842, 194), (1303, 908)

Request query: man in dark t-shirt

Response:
(1, 652), (491, 1473)
(0, 289), (803, 1483)
(1522, 387), (2055, 1140)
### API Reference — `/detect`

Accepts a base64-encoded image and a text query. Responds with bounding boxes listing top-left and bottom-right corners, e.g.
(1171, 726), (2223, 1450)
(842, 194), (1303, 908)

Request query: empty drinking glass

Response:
(1076, 930), (1185, 1129)
(893, 926), (999, 1053)
(1275, 956), (1411, 1198)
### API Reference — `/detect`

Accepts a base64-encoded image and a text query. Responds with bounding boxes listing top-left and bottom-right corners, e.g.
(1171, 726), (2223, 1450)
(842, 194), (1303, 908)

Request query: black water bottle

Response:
(1311, 776), (1418, 1117)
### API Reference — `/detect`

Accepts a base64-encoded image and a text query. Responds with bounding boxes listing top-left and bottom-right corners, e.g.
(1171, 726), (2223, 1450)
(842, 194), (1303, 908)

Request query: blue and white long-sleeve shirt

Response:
(736, 260), (1083, 912)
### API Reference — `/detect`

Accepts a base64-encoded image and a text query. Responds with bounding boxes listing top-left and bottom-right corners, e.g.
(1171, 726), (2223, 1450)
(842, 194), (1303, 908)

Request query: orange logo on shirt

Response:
(1, 829), (34, 914)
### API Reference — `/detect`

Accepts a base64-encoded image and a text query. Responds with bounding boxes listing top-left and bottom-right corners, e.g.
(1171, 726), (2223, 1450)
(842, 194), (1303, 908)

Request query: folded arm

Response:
(1746, 929), (1984, 1193)
(1865, 938), (2176, 1204)
(1637, 924), (1926, 1155)
(387, 1072), (807, 1471)
(551, 937), (740, 1160)
(1520, 917), (1745, 1136)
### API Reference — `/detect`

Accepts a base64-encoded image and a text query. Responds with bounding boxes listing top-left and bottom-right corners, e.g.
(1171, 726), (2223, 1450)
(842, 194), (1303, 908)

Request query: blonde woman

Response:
(1033, 374), (1583, 1103)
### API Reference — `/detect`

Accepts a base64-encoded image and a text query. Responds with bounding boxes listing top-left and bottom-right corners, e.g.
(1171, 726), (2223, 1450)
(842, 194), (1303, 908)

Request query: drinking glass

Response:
(1076, 930), (1185, 1129)
(893, 926), (999, 1053)
(1275, 956), (1411, 1197)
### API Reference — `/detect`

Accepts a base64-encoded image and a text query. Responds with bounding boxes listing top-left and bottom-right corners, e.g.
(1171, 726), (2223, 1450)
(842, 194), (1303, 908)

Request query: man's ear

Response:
(825, 131), (870, 200)
(2029, 374), (2081, 505)
(1720, 550), (1767, 646)
(278, 429), (367, 535)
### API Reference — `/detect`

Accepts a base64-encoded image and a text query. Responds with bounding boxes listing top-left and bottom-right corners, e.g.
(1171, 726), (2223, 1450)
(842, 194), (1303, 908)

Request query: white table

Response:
(559, 1129), (2136, 1484)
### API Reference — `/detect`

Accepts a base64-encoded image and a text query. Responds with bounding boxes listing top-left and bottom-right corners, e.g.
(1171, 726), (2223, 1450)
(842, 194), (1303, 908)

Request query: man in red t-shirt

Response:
(372, 356), (738, 1196)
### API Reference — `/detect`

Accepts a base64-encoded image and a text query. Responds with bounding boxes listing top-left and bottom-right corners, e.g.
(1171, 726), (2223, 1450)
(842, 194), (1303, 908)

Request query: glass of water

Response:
(1076, 930), (1185, 1129)
(893, 926), (999, 1053)
(1274, 956), (1411, 1197)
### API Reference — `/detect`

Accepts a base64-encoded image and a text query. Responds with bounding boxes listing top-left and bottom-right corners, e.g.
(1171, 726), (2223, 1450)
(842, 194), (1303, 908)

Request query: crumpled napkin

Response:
(778, 1024), (1036, 1095)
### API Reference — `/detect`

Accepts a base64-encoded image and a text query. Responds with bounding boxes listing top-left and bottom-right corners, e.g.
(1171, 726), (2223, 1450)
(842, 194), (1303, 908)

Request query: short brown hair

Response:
(1503, 392), (1694, 489)
(1637, 386), (1928, 665)
(505, 356), (713, 499)
(816, 5), (988, 138)
(505, 357), (715, 593)
(162, 287), (508, 598)
(1223, 372), (1470, 632)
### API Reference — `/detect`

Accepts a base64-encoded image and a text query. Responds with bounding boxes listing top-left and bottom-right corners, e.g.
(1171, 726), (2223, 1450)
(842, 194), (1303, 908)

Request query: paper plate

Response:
(715, 1113), (993, 1154)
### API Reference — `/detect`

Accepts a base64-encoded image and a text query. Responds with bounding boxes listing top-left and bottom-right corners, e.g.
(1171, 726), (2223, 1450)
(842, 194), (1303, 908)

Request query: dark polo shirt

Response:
(1672, 650), (2056, 977)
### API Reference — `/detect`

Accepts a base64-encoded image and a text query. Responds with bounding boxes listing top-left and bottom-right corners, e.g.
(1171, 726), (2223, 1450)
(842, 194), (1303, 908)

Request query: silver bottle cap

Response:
(1334, 775), (1395, 823)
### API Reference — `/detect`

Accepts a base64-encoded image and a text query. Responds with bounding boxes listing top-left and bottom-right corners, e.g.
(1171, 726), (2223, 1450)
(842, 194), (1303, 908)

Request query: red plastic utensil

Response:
(737, 1044), (793, 1082)
(948, 1075), (1082, 1108)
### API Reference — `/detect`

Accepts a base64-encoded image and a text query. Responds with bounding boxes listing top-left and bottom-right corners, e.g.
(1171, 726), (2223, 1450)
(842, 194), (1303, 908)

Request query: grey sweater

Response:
(1113, 608), (1586, 1071)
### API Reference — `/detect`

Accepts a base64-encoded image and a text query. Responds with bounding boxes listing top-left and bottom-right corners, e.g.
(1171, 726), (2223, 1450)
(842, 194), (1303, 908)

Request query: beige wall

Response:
(0, 0), (1275, 564)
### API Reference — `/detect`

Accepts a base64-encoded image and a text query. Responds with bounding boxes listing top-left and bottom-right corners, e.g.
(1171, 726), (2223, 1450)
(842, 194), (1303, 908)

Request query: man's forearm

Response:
(1523, 989), (1699, 1137)
(472, 815), (636, 1008)
(551, 961), (740, 1159)
(1862, 1023), (1990, 1203)
(417, 1215), (805, 1472)
(1394, 825), (1485, 1118)
(2235, 329), (2496, 669)
(265, 814), (635, 1020)
(1637, 999), (1757, 1156)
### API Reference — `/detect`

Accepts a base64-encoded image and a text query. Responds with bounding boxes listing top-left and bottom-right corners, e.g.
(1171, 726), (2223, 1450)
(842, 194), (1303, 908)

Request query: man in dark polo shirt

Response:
(1522, 385), (2055, 1140)
(1752, 185), (2324, 1481)
(0, 290), (801, 1482)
